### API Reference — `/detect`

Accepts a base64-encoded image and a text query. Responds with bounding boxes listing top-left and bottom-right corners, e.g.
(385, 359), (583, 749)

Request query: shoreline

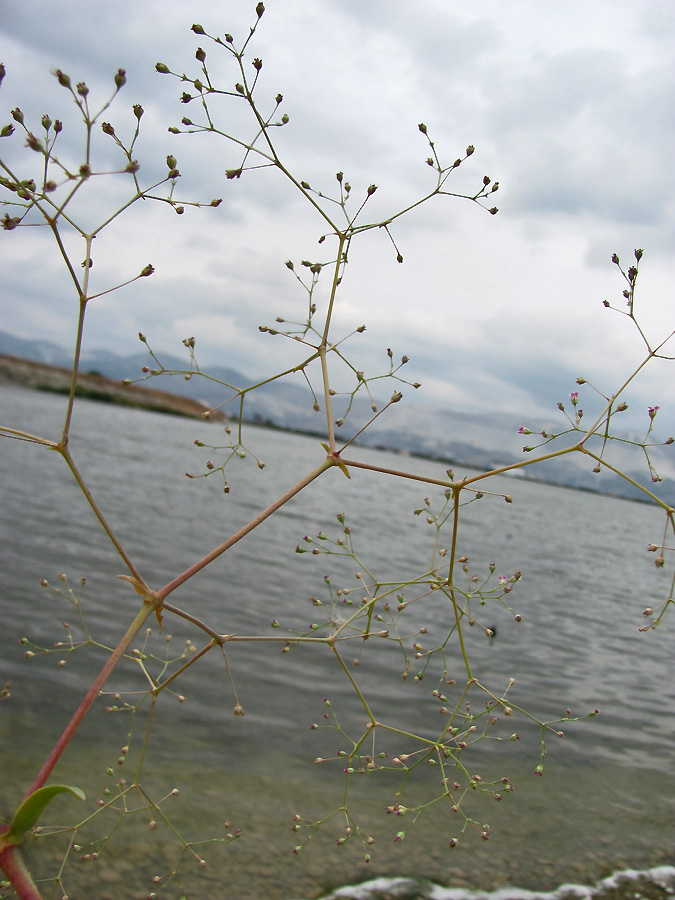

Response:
(0, 353), (225, 421)
(312, 867), (675, 900)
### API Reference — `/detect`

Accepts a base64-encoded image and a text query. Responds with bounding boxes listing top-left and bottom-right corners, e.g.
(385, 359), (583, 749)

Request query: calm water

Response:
(1, 384), (674, 900)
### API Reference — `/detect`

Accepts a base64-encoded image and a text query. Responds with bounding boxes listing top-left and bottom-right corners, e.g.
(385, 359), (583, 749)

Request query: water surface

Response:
(1, 385), (673, 899)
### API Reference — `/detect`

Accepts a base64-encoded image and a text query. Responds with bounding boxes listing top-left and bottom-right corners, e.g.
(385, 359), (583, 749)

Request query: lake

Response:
(0, 384), (673, 900)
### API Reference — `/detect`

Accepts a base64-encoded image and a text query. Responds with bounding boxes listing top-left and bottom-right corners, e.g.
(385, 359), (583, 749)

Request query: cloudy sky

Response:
(1, 0), (674, 428)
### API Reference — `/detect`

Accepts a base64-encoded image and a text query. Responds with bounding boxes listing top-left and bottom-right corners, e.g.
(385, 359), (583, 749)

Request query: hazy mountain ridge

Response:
(2, 331), (673, 505)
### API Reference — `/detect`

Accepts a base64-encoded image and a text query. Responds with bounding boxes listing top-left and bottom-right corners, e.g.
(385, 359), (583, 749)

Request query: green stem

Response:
(446, 491), (472, 681)
(60, 445), (146, 583)
(330, 645), (377, 725)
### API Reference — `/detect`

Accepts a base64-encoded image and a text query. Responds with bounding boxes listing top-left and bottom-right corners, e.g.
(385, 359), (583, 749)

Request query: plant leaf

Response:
(320, 443), (351, 479)
(2, 785), (85, 846)
(333, 457), (351, 479)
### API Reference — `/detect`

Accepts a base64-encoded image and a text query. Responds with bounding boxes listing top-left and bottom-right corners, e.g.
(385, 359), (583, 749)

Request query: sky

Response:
(1, 0), (674, 429)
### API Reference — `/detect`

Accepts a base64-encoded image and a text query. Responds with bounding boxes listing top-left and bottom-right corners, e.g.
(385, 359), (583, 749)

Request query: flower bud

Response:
(102, 122), (115, 136)
(11, 108), (24, 124)
(256, 2), (265, 16)
(26, 133), (43, 153)
(253, 58), (262, 71)
(0, 124), (14, 138)
(54, 69), (71, 88)
(133, 104), (144, 120)
(140, 264), (155, 277)
(192, 23), (205, 34)
(466, 145), (475, 155)
(196, 47), (206, 62)
(115, 69), (126, 88)
(76, 82), (88, 97)
(367, 184), (377, 195)
(155, 63), (170, 74)
(166, 155), (177, 170)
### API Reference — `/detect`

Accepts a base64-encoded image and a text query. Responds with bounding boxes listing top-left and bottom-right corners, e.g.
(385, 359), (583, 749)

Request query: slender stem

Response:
(446, 491), (472, 681)
(319, 236), (346, 452)
(134, 693), (158, 783)
(582, 448), (673, 508)
(337, 455), (454, 488)
(0, 427), (57, 446)
(61, 295), (87, 443)
(460, 445), (578, 486)
(330, 645), (377, 725)
(157, 458), (333, 601)
(319, 346), (336, 452)
(60, 445), (146, 584)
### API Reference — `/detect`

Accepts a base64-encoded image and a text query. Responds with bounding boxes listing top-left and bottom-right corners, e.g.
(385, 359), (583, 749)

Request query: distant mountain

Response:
(2, 331), (673, 505)
(0, 332), (76, 367)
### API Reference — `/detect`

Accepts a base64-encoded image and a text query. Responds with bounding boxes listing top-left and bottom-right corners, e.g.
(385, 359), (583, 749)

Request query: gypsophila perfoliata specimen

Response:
(0, 4), (673, 896)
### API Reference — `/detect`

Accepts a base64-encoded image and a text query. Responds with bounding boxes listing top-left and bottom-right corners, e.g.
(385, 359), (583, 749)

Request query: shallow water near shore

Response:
(1, 384), (674, 899)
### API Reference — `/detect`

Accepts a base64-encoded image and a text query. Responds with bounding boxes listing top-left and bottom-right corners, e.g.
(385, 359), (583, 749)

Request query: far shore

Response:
(0, 354), (225, 421)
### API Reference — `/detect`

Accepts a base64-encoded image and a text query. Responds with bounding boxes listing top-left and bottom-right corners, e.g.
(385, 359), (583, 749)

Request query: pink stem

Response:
(27, 602), (154, 796)
(0, 842), (43, 900)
